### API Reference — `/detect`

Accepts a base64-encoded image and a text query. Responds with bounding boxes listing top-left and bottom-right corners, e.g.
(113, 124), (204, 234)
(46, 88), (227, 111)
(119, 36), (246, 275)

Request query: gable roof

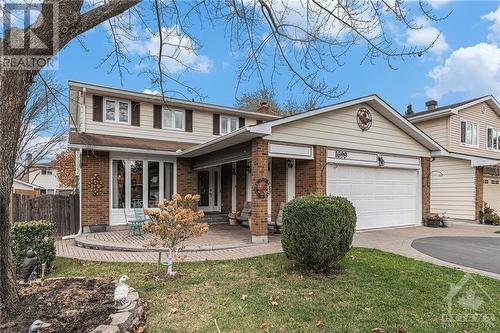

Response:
(181, 94), (445, 157)
(407, 95), (500, 123)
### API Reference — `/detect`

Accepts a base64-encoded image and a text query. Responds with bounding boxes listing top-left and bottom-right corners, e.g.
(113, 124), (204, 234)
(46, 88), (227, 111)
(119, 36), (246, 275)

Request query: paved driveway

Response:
(411, 236), (500, 275)
(353, 221), (500, 279)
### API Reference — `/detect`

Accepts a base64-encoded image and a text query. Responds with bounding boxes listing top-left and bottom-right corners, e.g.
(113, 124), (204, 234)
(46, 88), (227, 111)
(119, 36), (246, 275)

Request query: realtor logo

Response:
(442, 273), (495, 324)
(0, 1), (59, 72)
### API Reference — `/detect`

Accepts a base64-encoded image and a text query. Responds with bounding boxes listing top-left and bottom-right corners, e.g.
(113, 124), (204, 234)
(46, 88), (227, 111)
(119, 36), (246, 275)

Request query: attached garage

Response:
(484, 176), (500, 213)
(326, 149), (421, 229)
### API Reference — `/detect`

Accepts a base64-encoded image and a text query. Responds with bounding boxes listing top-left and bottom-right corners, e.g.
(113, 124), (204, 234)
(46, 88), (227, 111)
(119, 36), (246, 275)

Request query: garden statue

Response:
(28, 320), (50, 332)
(22, 250), (38, 283)
(114, 275), (130, 307)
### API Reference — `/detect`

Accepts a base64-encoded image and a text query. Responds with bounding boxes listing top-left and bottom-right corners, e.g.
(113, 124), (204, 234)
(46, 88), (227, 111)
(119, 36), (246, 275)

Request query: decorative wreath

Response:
(88, 174), (104, 196)
(356, 107), (372, 131)
(254, 178), (271, 199)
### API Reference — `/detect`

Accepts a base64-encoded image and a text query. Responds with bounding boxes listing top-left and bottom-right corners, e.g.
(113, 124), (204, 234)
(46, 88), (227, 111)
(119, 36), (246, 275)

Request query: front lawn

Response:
(51, 248), (500, 332)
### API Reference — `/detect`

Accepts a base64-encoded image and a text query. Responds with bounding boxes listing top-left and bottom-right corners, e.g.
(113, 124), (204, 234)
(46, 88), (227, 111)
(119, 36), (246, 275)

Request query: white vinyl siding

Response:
(415, 117), (449, 150)
(83, 94), (259, 144)
(265, 104), (430, 157)
(430, 157), (476, 220)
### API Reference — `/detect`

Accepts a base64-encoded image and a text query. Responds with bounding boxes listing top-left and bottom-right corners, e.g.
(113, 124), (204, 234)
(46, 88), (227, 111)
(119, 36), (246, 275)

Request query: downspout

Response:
(62, 148), (83, 239)
(82, 87), (87, 132)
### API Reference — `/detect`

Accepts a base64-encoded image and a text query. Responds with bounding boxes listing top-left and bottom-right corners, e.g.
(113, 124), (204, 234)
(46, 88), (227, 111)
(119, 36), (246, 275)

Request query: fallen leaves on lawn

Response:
(308, 291), (314, 296)
(259, 321), (268, 330)
(240, 294), (248, 301)
(315, 320), (325, 328)
(372, 328), (385, 333)
(269, 295), (280, 306)
(168, 308), (178, 316)
(398, 325), (407, 333)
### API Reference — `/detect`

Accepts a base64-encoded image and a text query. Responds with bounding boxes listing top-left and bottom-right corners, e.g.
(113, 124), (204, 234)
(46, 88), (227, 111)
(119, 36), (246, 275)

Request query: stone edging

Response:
(90, 286), (143, 333)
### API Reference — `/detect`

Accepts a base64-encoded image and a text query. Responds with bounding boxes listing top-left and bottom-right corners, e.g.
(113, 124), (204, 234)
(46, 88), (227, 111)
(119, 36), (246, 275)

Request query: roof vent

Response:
(425, 100), (438, 111)
(259, 100), (269, 107)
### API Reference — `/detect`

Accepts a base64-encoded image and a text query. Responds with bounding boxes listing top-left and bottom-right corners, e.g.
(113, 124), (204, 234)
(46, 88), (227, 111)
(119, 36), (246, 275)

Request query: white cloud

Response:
(143, 89), (160, 95)
(426, 0), (454, 9)
(425, 43), (500, 99)
(123, 26), (213, 74)
(482, 5), (500, 45)
(406, 18), (449, 54)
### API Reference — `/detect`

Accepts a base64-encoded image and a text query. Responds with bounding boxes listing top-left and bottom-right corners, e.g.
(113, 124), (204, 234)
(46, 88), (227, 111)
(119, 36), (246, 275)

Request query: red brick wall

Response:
(221, 164), (232, 213)
(250, 138), (269, 237)
(271, 157), (286, 221)
(81, 150), (109, 226)
(421, 157), (431, 220)
(295, 145), (327, 196)
(475, 166), (484, 220)
(177, 157), (197, 196)
(236, 160), (247, 211)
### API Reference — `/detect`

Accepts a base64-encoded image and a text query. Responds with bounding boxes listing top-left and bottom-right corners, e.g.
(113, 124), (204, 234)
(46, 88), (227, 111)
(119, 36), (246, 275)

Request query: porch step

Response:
(201, 213), (229, 225)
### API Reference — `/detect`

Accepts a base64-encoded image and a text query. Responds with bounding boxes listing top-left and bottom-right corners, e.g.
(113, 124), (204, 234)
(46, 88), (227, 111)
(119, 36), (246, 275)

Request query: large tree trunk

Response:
(0, 71), (36, 311)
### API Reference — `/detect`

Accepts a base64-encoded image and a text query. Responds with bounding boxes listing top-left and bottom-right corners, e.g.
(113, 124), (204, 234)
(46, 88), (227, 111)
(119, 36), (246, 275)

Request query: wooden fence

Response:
(11, 194), (80, 237)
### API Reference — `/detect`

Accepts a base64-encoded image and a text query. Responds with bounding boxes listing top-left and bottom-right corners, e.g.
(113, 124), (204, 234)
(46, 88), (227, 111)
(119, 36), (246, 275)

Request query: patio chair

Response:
(236, 201), (252, 226)
(269, 202), (285, 233)
(123, 208), (144, 237)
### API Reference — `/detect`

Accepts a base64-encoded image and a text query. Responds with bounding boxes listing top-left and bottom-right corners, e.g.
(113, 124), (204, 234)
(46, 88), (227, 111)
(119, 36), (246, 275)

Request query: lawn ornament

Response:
(28, 320), (50, 332)
(114, 275), (130, 307)
(22, 250), (38, 283)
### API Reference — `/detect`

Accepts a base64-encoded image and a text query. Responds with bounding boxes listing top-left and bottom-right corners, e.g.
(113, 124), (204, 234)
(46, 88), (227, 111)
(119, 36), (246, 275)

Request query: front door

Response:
(198, 167), (221, 212)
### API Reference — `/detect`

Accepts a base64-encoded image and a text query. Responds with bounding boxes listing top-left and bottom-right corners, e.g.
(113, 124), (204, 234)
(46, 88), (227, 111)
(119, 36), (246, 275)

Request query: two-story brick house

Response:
(69, 81), (443, 243)
(407, 96), (500, 221)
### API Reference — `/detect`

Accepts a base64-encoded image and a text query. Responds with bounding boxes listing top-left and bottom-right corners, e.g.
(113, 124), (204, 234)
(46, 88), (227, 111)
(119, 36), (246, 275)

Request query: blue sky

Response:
(52, 1), (500, 114)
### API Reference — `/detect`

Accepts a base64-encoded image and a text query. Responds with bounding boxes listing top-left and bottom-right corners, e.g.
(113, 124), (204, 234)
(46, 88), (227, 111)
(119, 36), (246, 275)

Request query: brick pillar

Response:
(421, 157), (431, 220)
(475, 166), (484, 220)
(250, 138), (269, 243)
(177, 157), (197, 196)
(81, 150), (109, 227)
(295, 145), (327, 196)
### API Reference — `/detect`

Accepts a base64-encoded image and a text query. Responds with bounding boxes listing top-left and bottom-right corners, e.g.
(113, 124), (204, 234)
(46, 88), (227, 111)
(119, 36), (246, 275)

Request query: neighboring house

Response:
(407, 96), (500, 221)
(12, 179), (42, 197)
(27, 162), (71, 195)
(68, 81), (443, 242)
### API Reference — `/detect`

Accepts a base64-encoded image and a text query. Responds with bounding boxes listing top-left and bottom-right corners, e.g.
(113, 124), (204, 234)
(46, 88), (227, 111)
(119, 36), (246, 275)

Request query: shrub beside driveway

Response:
(51, 248), (500, 332)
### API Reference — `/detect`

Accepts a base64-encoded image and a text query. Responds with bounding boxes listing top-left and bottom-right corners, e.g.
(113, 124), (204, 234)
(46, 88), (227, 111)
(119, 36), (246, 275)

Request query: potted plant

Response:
(228, 212), (238, 225)
(424, 213), (443, 228)
(89, 224), (107, 233)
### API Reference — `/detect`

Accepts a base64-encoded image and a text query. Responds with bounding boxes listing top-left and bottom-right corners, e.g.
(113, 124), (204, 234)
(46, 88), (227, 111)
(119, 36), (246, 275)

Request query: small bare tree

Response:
(53, 149), (76, 189)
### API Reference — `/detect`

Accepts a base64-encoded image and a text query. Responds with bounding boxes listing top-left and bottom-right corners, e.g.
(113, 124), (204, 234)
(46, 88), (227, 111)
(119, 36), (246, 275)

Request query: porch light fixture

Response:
(431, 170), (444, 177)
(246, 163), (251, 174)
(377, 154), (385, 167)
(231, 167), (237, 176)
(286, 159), (294, 169)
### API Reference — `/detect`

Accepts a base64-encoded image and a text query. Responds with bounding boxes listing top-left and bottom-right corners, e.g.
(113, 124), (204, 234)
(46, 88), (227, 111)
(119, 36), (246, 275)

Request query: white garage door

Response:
(327, 165), (419, 229)
(484, 177), (500, 213)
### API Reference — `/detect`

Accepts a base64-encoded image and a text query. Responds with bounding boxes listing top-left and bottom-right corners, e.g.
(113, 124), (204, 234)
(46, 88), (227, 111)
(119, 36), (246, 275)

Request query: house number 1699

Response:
(335, 150), (348, 159)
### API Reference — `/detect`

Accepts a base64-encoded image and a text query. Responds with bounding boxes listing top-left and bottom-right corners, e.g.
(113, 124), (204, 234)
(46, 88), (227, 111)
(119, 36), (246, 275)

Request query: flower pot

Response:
(89, 224), (107, 233)
(229, 218), (238, 226)
(425, 219), (441, 228)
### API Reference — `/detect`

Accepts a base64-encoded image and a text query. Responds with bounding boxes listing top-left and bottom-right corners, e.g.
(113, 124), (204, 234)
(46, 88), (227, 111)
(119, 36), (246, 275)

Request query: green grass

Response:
(51, 249), (500, 333)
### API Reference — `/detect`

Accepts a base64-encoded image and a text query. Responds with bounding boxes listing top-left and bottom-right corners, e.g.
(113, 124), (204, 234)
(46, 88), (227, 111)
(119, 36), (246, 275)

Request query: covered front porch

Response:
(179, 127), (326, 244)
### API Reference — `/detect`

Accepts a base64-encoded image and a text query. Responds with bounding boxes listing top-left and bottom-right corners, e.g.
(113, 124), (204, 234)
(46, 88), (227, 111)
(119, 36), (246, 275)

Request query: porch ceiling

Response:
(192, 141), (252, 170)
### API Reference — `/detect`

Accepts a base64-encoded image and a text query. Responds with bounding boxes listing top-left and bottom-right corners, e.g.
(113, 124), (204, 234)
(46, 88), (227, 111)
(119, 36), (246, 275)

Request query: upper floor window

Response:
(220, 115), (238, 135)
(162, 108), (184, 130)
(487, 127), (500, 151)
(460, 119), (478, 148)
(104, 98), (130, 124)
(41, 168), (52, 175)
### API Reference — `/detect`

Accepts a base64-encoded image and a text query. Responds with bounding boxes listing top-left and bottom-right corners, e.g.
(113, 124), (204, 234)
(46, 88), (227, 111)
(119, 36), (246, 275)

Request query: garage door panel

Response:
(327, 165), (418, 229)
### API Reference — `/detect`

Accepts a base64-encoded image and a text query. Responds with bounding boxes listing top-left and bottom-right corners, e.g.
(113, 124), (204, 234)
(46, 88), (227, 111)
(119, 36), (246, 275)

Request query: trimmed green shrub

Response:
(483, 213), (500, 225)
(281, 194), (356, 272)
(12, 220), (56, 273)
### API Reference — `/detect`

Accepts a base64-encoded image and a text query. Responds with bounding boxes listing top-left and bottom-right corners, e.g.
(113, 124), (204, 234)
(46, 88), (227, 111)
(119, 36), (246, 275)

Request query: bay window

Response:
(162, 107), (184, 130)
(460, 119), (478, 147)
(220, 115), (238, 135)
(487, 127), (500, 151)
(105, 98), (131, 124)
(111, 158), (175, 212)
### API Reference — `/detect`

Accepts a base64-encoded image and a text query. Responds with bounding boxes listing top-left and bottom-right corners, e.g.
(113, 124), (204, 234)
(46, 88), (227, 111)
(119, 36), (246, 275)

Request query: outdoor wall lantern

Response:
(231, 167), (237, 176)
(377, 154), (385, 167)
(286, 159), (294, 169)
(246, 163), (252, 174)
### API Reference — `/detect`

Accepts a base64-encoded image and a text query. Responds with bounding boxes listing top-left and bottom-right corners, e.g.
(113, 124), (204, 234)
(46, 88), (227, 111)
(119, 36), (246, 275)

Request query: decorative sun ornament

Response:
(356, 107), (372, 131)
(88, 174), (104, 196)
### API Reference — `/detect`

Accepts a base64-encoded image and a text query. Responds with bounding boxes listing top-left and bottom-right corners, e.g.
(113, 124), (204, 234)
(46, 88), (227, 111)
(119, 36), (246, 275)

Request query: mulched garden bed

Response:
(1, 278), (115, 333)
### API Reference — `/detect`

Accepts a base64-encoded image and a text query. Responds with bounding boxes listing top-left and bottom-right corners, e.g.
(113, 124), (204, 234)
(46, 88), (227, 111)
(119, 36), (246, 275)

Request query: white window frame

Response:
(460, 118), (479, 148)
(162, 107), (185, 130)
(220, 115), (238, 135)
(103, 98), (131, 125)
(487, 127), (500, 152)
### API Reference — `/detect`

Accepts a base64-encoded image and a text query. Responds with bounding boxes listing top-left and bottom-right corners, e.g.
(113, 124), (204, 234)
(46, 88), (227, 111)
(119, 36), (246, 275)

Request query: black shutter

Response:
(256, 119), (263, 124)
(153, 105), (162, 129)
(460, 121), (466, 144)
(92, 95), (103, 122)
(185, 109), (193, 132)
(239, 117), (245, 128)
(131, 101), (140, 126)
(213, 114), (220, 135)
(488, 128), (493, 148)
